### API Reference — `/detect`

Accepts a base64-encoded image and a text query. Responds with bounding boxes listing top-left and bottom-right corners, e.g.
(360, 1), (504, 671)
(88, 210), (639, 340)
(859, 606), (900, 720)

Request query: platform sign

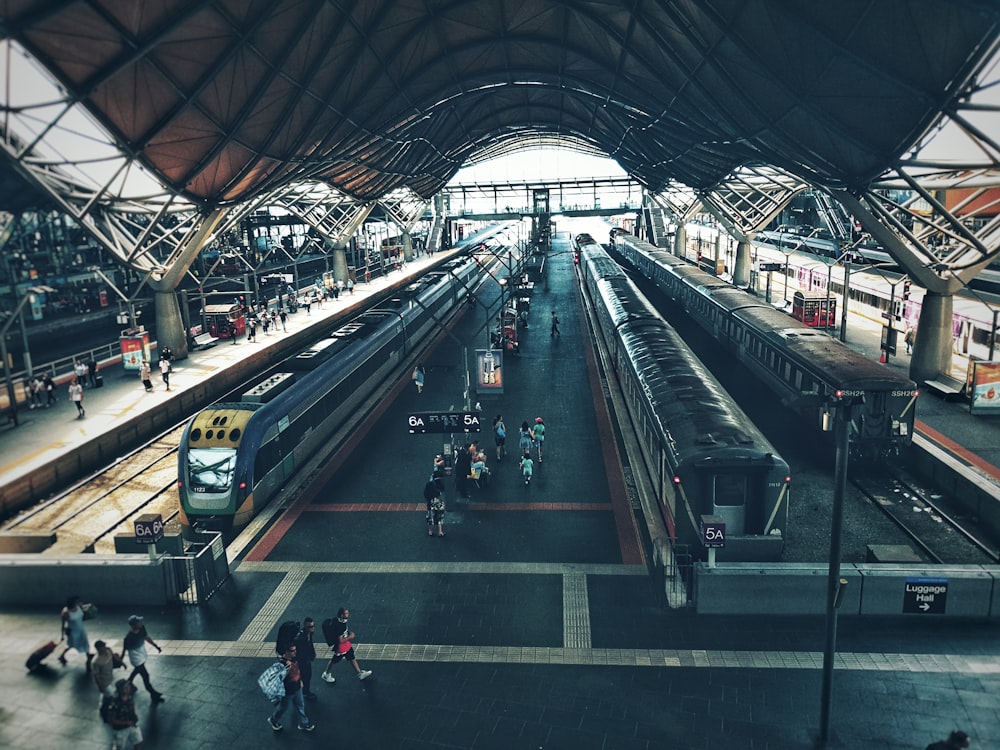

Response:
(759, 262), (783, 272)
(700, 515), (726, 549)
(969, 361), (1000, 415)
(408, 411), (482, 434)
(475, 349), (504, 393)
(903, 577), (947, 614)
(134, 514), (164, 545)
(120, 329), (151, 371)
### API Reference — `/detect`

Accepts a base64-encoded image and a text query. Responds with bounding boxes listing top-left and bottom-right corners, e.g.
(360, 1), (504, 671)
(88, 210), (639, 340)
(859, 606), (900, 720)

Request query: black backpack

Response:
(321, 617), (340, 648)
(275, 620), (301, 655)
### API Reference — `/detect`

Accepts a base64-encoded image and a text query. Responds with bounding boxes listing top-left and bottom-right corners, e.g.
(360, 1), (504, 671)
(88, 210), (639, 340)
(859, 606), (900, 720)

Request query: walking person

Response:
(550, 310), (561, 337)
(44, 373), (57, 406)
(92, 640), (121, 698)
(412, 362), (425, 394)
(29, 376), (43, 408)
(533, 416), (545, 463)
(121, 615), (165, 703)
(74, 358), (88, 387)
(347, 278), (354, 294)
(69, 377), (85, 418)
(425, 478), (445, 537)
(520, 451), (534, 486)
(58, 595), (93, 670)
(279, 308), (288, 332)
(518, 420), (533, 458)
(158, 355), (171, 391)
(454, 442), (472, 499)
(904, 326), (915, 355)
(493, 415), (507, 460)
(268, 643), (314, 732)
(106, 679), (144, 750)
(320, 608), (373, 683)
(247, 316), (257, 342)
(139, 360), (153, 392)
(87, 356), (98, 388)
(294, 618), (319, 701)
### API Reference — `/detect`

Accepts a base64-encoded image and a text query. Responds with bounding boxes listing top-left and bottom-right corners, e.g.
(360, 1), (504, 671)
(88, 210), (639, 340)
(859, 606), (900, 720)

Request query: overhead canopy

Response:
(2, 0), (998, 204)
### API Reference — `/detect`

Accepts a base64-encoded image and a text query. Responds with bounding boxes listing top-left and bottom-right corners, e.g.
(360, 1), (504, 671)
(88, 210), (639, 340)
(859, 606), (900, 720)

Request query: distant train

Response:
(177, 234), (504, 538)
(613, 232), (919, 460)
(577, 235), (790, 562)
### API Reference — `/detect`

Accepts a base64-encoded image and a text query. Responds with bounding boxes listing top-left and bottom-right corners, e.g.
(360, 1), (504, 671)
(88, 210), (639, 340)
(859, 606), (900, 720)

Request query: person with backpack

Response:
(104, 679), (143, 749)
(294, 618), (319, 701)
(267, 644), (314, 732)
(320, 608), (373, 684)
(493, 415), (506, 460)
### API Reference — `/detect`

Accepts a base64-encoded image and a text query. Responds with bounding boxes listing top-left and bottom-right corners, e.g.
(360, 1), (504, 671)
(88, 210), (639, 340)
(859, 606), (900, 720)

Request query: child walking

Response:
(520, 451), (533, 486)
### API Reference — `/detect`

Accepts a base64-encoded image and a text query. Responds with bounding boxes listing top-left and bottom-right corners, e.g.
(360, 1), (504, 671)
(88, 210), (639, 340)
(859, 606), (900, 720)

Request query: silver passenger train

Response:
(577, 234), (791, 562)
(612, 232), (919, 460)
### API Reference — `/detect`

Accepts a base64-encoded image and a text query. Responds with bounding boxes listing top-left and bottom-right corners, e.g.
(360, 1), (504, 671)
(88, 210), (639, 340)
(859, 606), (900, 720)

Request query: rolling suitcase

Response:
(25, 640), (57, 672)
(94, 374), (104, 388)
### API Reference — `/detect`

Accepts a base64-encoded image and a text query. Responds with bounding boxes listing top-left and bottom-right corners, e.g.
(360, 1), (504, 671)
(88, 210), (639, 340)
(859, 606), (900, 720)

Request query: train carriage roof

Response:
(732, 305), (916, 389)
(618, 317), (783, 465)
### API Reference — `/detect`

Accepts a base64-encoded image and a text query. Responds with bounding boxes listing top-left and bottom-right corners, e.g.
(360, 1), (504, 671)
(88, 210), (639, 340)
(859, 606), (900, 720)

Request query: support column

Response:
(331, 243), (349, 283)
(673, 224), (687, 258)
(910, 290), (954, 383)
(402, 231), (414, 262)
(154, 291), (188, 359)
(733, 241), (751, 287)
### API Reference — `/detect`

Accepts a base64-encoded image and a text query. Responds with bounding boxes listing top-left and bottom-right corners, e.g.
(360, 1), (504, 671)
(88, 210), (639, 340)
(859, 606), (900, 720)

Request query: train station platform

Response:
(0, 232), (998, 749)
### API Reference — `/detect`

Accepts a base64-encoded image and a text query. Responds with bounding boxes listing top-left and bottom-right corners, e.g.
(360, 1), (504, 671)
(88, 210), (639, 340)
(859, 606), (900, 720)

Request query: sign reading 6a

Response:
(407, 411), (482, 434)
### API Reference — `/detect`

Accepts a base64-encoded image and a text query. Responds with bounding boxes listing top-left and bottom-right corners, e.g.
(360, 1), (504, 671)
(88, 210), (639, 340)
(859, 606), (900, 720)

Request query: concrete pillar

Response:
(154, 290), (188, 359)
(402, 231), (414, 262)
(733, 241), (751, 287)
(909, 290), (954, 383)
(674, 224), (687, 258)
(714, 232), (723, 273)
(331, 244), (349, 283)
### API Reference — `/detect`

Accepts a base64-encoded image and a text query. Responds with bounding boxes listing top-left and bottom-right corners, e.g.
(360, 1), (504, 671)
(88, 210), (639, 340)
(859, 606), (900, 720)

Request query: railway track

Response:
(850, 468), (1000, 565)
(0, 260), (499, 556)
(1, 424), (188, 555)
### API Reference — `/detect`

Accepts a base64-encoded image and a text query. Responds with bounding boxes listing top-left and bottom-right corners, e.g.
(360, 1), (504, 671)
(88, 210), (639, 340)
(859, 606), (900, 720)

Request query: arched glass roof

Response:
(1, 0), (998, 204)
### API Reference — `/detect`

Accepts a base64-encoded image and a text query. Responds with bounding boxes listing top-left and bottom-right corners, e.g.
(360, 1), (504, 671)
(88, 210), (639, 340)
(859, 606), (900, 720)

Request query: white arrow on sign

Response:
(919, 602), (930, 611)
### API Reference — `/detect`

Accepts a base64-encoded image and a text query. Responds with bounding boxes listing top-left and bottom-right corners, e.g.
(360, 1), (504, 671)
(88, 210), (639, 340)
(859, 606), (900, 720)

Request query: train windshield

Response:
(187, 448), (238, 492)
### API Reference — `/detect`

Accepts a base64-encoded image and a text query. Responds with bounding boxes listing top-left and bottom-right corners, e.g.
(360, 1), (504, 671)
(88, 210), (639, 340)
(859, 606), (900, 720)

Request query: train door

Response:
(710, 472), (746, 535)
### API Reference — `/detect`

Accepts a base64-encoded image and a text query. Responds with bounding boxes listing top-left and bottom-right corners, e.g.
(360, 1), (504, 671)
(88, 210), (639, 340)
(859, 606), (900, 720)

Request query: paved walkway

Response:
(0, 230), (998, 749)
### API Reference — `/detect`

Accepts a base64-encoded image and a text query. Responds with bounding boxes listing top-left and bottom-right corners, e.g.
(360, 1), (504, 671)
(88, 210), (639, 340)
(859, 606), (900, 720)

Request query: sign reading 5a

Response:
(407, 411), (482, 434)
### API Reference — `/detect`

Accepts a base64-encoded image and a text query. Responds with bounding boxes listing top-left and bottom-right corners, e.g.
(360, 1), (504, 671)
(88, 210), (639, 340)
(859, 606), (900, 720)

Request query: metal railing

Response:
(164, 532), (230, 605)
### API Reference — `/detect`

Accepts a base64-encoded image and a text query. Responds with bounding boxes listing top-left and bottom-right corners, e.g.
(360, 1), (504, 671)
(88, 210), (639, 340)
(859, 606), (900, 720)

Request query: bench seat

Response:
(192, 332), (220, 349)
(923, 377), (964, 400)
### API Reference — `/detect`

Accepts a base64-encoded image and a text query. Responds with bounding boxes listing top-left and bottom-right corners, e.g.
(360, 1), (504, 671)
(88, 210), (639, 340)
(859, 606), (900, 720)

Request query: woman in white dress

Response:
(59, 595), (93, 670)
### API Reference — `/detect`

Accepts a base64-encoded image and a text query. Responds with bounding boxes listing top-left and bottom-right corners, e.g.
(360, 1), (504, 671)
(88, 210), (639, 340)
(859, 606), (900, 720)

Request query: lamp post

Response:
(825, 247), (853, 336)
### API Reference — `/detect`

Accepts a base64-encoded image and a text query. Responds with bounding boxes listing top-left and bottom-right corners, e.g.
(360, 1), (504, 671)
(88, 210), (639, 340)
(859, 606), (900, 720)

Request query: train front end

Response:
(178, 405), (258, 539)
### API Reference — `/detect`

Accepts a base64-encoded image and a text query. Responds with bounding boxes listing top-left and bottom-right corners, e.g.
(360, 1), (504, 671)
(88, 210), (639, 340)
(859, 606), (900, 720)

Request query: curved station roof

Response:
(2, 1), (998, 206)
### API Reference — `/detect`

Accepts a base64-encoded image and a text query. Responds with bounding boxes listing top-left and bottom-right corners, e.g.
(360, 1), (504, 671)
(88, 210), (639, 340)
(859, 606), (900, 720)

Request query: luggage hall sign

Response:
(903, 577), (948, 614)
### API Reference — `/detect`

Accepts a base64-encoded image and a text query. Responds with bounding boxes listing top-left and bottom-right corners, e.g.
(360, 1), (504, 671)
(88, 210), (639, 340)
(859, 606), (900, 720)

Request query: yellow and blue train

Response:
(177, 255), (485, 538)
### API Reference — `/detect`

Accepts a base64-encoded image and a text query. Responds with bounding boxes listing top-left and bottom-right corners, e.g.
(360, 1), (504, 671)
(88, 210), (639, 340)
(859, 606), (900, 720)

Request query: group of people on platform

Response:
(54, 596), (164, 749)
(420, 414), (548, 536)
